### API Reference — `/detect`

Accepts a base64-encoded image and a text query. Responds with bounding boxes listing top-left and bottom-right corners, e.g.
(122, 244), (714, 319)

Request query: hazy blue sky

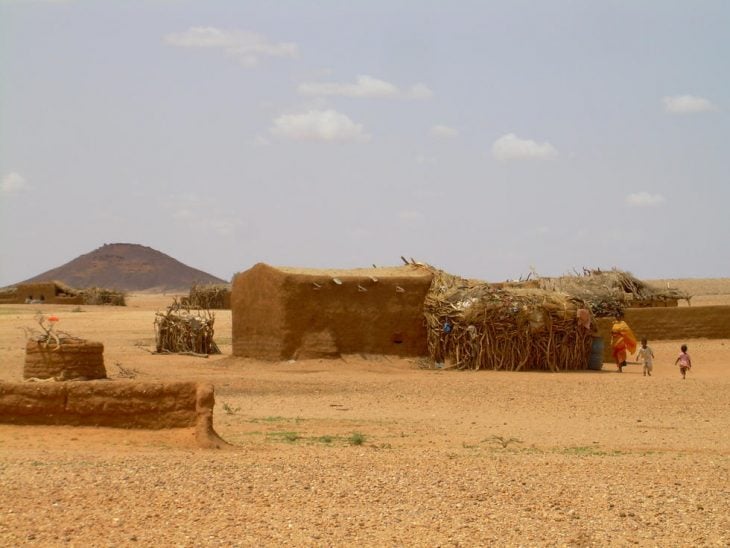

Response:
(1, 0), (728, 286)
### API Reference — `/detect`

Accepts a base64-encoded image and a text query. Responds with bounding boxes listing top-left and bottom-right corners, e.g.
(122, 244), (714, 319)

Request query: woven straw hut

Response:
(422, 266), (594, 371)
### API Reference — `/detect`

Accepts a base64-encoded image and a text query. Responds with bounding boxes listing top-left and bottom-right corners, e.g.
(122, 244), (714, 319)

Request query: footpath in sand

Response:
(0, 291), (728, 546)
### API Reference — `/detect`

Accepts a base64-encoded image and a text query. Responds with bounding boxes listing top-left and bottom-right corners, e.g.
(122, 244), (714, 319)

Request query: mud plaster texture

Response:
(0, 285), (729, 546)
(24, 339), (107, 380)
(232, 263), (433, 360)
(0, 380), (226, 448)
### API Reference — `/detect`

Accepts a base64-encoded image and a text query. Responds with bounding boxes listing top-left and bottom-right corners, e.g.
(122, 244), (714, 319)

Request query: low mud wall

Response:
(24, 340), (107, 380)
(596, 305), (730, 361)
(0, 381), (227, 448)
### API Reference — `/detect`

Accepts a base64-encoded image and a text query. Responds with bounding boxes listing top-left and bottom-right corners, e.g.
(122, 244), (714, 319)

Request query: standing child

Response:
(636, 338), (655, 377)
(674, 344), (692, 379)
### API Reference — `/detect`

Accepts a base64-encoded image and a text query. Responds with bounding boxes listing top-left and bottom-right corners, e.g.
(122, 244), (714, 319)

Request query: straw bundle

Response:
(154, 299), (220, 355)
(421, 266), (593, 371)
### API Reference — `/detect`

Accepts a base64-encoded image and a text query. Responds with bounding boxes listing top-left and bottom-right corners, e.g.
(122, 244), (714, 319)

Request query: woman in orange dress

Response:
(611, 314), (637, 373)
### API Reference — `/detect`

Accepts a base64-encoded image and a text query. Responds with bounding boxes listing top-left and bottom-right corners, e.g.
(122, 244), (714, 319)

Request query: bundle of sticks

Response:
(154, 299), (220, 355)
(184, 283), (230, 310)
(420, 266), (594, 372)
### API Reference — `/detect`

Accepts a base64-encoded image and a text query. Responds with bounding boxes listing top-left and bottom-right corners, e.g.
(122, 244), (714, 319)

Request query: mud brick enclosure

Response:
(24, 339), (107, 380)
(596, 305), (730, 360)
(232, 263), (434, 360)
(0, 381), (226, 448)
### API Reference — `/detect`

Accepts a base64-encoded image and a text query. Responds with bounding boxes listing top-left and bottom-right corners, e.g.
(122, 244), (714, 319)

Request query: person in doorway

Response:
(636, 338), (655, 376)
(674, 344), (692, 380)
(610, 314), (637, 373)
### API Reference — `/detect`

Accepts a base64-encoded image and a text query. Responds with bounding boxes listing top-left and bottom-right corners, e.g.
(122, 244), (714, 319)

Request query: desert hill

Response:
(20, 243), (227, 292)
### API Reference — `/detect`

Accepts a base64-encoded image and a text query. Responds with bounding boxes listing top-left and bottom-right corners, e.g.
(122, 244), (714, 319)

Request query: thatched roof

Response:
(536, 268), (691, 317)
(417, 264), (593, 372)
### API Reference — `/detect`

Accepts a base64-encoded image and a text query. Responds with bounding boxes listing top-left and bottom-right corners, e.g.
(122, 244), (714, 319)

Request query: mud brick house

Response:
(232, 263), (434, 360)
(12, 282), (84, 305)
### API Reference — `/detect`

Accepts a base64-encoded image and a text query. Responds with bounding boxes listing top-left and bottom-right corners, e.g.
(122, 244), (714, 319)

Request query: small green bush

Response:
(348, 432), (366, 446)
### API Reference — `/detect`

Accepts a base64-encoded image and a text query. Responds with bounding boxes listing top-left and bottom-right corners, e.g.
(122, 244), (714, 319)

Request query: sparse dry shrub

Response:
(80, 287), (126, 306)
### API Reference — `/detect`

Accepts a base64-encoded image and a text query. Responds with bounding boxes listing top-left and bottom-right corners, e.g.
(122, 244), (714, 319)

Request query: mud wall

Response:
(24, 340), (107, 380)
(15, 283), (84, 305)
(596, 305), (730, 361)
(0, 381), (226, 447)
(0, 289), (17, 304)
(232, 263), (434, 360)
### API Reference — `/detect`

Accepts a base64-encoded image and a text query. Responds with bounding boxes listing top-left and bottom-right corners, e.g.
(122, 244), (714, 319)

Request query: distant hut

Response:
(0, 286), (17, 304)
(231, 263), (433, 360)
(3, 281), (125, 306)
(15, 282), (84, 305)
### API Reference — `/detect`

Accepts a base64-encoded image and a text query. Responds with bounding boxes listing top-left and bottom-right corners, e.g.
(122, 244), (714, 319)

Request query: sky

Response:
(1, 0), (728, 286)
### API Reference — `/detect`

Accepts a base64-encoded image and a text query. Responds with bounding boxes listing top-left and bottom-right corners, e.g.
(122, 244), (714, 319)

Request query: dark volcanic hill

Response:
(20, 243), (227, 292)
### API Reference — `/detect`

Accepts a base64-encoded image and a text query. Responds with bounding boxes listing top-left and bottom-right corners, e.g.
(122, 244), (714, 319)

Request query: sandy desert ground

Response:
(1, 281), (729, 546)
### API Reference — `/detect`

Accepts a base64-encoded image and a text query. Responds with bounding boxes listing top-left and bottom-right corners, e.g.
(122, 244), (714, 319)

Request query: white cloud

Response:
(625, 192), (666, 207)
(492, 133), (558, 161)
(163, 27), (298, 67)
(662, 95), (717, 114)
(297, 75), (433, 100)
(429, 125), (458, 139)
(1, 172), (28, 194)
(269, 109), (370, 143)
(298, 75), (397, 98)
